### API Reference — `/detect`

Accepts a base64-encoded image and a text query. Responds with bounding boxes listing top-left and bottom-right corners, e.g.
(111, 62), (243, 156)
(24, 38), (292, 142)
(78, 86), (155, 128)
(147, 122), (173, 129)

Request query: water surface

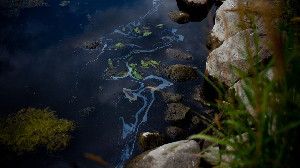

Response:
(0, 0), (211, 167)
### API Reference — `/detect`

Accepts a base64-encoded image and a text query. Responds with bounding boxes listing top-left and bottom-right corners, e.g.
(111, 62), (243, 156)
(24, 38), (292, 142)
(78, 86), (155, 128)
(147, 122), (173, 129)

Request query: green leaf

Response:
(189, 134), (231, 146)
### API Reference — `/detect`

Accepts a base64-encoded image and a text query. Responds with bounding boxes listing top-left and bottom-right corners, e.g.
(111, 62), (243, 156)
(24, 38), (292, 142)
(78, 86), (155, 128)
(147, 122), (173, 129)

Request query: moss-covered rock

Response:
(166, 64), (199, 82)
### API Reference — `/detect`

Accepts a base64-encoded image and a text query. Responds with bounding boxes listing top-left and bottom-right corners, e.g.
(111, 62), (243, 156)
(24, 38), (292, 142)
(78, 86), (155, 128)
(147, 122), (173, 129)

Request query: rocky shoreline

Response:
(125, 0), (273, 167)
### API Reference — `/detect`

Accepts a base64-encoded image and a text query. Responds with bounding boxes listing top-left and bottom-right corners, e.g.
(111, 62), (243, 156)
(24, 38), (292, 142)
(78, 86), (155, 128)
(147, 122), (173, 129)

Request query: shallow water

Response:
(0, 0), (211, 167)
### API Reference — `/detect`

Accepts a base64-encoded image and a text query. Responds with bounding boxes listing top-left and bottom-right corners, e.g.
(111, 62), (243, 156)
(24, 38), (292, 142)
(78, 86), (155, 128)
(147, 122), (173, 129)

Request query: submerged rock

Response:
(138, 132), (164, 152)
(165, 126), (188, 141)
(165, 48), (193, 60)
(165, 103), (191, 123)
(0, 0), (48, 17)
(166, 64), (199, 82)
(161, 92), (182, 103)
(84, 41), (101, 49)
(175, 0), (214, 22)
(168, 11), (190, 24)
(126, 140), (201, 168)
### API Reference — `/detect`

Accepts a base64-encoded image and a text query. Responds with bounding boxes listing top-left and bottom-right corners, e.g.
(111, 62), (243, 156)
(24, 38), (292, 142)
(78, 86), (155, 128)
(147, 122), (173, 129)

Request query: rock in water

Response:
(138, 132), (164, 152)
(175, 0), (213, 22)
(165, 103), (191, 123)
(165, 126), (188, 141)
(125, 140), (201, 168)
(84, 41), (100, 49)
(161, 92), (182, 103)
(165, 48), (193, 60)
(166, 64), (199, 82)
(168, 11), (191, 24)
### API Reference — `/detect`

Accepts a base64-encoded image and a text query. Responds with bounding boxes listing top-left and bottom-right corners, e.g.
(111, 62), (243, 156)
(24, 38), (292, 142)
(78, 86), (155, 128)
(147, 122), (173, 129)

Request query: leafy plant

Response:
(191, 0), (300, 167)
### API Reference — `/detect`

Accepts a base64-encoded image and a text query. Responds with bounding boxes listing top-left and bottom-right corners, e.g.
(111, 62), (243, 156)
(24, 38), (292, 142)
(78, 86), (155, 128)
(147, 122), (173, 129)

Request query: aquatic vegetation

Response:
(129, 63), (143, 80)
(143, 30), (152, 37)
(59, 0), (70, 7)
(134, 27), (142, 34)
(114, 42), (125, 50)
(0, 108), (75, 153)
(107, 58), (114, 69)
(141, 60), (160, 69)
(156, 24), (164, 28)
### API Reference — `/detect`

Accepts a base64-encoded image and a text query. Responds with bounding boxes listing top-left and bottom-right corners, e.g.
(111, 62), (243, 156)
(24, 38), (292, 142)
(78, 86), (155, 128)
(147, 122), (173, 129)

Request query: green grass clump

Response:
(0, 108), (75, 153)
(191, 0), (300, 167)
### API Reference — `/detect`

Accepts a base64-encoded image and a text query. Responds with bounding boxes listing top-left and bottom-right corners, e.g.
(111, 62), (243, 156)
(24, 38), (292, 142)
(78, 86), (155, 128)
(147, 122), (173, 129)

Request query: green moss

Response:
(114, 42), (125, 50)
(134, 27), (141, 34)
(141, 60), (160, 69)
(129, 63), (143, 80)
(0, 108), (75, 153)
(143, 31), (152, 37)
(107, 58), (114, 69)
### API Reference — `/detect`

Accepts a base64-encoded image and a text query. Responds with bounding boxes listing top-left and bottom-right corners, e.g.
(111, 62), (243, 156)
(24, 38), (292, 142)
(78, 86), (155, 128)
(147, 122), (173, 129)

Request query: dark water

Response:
(0, 0), (212, 167)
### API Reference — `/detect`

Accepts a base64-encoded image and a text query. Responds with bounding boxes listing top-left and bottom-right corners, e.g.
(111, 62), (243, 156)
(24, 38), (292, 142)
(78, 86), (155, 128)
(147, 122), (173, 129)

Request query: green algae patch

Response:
(143, 31), (152, 37)
(141, 60), (160, 69)
(108, 58), (114, 69)
(114, 42), (125, 50)
(129, 63), (143, 80)
(134, 27), (142, 34)
(0, 108), (75, 153)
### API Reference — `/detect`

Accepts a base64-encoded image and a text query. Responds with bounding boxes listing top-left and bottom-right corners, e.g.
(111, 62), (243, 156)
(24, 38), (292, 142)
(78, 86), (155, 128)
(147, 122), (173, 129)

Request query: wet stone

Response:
(165, 126), (188, 141)
(126, 140), (201, 168)
(138, 132), (164, 152)
(166, 64), (199, 82)
(161, 92), (182, 103)
(168, 11), (191, 24)
(165, 48), (193, 60)
(175, 0), (213, 22)
(84, 41), (101, 49)
(165, 103), (191, 123)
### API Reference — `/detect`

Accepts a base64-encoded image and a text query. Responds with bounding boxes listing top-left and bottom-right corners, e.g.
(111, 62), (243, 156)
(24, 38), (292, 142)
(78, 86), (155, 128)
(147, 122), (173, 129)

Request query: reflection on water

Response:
(0, 0), (209, 167)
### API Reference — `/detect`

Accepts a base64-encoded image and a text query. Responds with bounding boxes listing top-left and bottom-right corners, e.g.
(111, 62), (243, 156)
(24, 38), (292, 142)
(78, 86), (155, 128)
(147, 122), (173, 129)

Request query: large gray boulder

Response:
(206, 29), (270, 86)
(209, 0), (264, 45)
(126, 140), (201, 168)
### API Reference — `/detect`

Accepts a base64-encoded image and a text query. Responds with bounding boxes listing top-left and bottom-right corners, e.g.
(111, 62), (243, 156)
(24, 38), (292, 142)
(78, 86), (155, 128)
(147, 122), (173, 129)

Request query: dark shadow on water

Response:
(0, 0), (213, 167)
